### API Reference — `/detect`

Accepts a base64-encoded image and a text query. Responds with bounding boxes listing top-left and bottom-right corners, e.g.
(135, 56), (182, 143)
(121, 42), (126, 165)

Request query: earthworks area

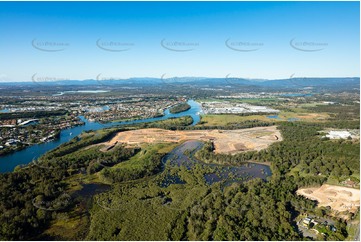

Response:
(297, 184), (360, 216)
(100, 126), (282, 154)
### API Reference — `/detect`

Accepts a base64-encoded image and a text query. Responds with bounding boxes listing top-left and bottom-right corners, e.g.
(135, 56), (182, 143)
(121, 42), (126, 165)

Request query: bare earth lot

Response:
(297, 184), (360, 215)
(101, 126), (282, 154)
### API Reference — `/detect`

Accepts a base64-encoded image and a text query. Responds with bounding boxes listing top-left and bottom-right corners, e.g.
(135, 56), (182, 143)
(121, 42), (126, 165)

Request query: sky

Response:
(0, 1), (359, 82)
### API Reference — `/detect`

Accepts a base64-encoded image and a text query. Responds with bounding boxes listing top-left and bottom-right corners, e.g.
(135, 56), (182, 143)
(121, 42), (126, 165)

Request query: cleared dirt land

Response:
(101, 126), (282, 154)
(297, 184), (360, 215)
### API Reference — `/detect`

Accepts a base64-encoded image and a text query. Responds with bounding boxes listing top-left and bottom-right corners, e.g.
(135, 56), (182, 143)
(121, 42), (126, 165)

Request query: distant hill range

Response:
(0, 77), (359, 91)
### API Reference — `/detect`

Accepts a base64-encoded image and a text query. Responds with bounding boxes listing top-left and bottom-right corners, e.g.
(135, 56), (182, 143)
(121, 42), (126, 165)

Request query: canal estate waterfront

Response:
(0, 100), (202, 173)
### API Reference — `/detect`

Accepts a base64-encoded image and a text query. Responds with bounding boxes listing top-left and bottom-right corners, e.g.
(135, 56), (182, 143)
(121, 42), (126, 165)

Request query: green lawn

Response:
(198, 114), (274, 126)
(198, 110), (329, 126)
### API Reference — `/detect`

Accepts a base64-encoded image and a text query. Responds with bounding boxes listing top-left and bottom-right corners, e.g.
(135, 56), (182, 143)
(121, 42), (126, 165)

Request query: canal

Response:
(0, 100), (202, 173)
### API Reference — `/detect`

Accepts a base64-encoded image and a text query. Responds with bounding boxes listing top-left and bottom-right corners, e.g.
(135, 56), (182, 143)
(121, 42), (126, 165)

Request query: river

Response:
(0, 100), (202, 173)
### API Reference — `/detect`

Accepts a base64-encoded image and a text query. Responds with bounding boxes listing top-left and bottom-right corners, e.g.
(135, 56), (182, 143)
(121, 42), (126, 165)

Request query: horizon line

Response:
(1, 76), (360, 83)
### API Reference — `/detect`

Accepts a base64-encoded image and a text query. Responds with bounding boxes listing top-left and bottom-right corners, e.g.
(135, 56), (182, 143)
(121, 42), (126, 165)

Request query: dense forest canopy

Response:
(169, 103), (191, 114)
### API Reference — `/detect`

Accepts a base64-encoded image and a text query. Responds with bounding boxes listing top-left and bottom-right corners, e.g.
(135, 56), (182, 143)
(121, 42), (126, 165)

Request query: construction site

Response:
(99, 126), (282, 154)
(297, 184), (360, 219)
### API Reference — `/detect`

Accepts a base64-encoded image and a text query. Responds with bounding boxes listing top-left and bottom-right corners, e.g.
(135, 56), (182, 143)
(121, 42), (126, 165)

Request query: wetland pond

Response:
(161, 140), (271, 187)
(71, 183), (111, 199)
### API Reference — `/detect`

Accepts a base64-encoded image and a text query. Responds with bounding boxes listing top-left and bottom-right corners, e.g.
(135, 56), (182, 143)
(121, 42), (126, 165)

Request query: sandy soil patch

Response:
(297, 184), (360, 215)
(296, 113), (329, 120)
(100, 126), (282, 154)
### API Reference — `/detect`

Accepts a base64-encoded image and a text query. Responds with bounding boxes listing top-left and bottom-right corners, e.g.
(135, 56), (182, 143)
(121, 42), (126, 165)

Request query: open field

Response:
(100, 126), (282, 154)
(293, 112), (329, 120)
(297, 184), (360, 215)
(198, 114), (272, 125)
(198, 111), (330, 126)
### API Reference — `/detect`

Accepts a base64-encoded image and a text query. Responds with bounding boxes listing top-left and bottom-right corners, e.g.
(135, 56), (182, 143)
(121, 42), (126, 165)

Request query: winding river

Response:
(0, 100), (202, 173)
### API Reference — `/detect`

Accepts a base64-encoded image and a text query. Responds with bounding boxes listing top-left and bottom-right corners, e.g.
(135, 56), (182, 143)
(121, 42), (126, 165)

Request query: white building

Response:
(326, 131), (352, 139)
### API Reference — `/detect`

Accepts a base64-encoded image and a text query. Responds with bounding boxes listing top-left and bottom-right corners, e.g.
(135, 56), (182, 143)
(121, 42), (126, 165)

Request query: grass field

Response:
(198, 114), (272, 126)
(111, 143), (178, 171)
(195, 97), (331, 125)
(198, 110), (329, 126)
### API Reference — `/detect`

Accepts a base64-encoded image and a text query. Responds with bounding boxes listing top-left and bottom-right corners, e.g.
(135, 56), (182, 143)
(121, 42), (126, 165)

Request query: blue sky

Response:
(0, 1), (359, 82)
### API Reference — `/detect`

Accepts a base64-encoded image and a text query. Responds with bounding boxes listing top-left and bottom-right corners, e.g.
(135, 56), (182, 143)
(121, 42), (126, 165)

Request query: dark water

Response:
(71, 183), (111, 198)
(161, 140), (272, 187)
(159, 174), (186, 188)
(267, 115), (280, 119)
(203, 163), (271, 186)
(0, 100), (202, 173)
(162, 140), (204, 169)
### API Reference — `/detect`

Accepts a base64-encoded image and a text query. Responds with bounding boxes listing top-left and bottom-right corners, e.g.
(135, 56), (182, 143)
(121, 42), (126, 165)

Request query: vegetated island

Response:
(169, 102), (191, 114)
